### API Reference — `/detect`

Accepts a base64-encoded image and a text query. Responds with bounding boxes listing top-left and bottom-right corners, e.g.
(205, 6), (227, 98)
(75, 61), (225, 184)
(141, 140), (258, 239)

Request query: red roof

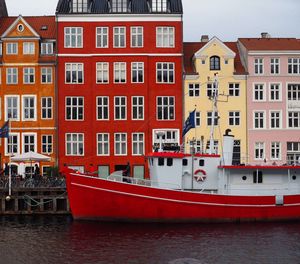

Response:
(0, 16), (56, 39)
(219, 165), (300, 170)
(238, 38), (300, 51)
(183, 42), (247, 75)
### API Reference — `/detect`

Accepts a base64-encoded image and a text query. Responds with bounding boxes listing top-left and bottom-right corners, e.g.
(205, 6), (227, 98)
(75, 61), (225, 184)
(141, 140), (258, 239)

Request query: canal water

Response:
(0, 216), (300, 264)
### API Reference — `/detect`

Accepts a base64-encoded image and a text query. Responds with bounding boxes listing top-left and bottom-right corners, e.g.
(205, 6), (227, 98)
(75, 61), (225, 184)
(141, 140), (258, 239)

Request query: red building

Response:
(56, 0), (183, 178)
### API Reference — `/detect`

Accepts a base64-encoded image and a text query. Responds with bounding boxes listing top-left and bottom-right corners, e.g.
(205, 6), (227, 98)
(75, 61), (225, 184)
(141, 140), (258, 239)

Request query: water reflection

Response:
(1, 216), (300, 264)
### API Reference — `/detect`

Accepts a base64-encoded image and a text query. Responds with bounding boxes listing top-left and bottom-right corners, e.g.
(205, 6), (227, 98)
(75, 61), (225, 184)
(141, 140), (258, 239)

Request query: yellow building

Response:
(183, 36), (247, 164)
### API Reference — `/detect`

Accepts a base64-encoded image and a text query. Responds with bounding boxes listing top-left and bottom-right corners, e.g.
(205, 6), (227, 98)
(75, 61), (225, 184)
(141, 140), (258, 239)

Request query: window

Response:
(6, 68), (18, 84)
(254, 58), (264, 74)
(270, 58), (280, 74)
(254, 84), (265, 101)
(287, 84), (300, 101)
(207, 83), (218, 97)
(41, 42), (53, 55)
(288, 58), (300, 74)
(6, 133), (19, 155)
(98, 166), (110, 178)
(23, 134), (36, 153)
(42, 135), (53, 154)
(41, 97), (53, 119)
(131, 62), (144, 83)
(114, 96), (126, 120)
(23, 42), (35, 54)
(0, 42), (2, 56)
(207, 111), (218, 126)
(254, 111), (265, 129)
(132, 96), (144, 120)
(132, 133), (144, 155)
(270, 84), (281, 101)
(229, 83), (240, 96)
(114, 62), (126, 83)
(71, 0), (88, 12)
(131, 27), (143, 47)
(114, 133), (127, 155)
(133, 166), (145, 179)
(229, 111), (240, 126)
(270, 111), (281, 129)
(97, 96), (109, 120)
(156, 62), (174, 83)
(97, 133), (109, 156)
(6, 43), (18, 54)
(152, 0), (167, 12)
(22, 96), (36, 120)
(195, 111), (201, 127)
(66, 133), (84, 156)
(271, 142), (281, 160)
(157, 96), (175, 120)
(288, 111), (300, 128)
(206, 140), (218, 154)
(210, 56), (220, 70)
(113, 27), (126, 48)
(111, 0), (127, 12)
(255, 142), (265, 160)
(65, 63), (83, 83)
(96, 62), (109, 83)
(41, 67), (52, 84)
(253, 170), (263, 183)
(66, 97), (84, 120)
(233, 140), (241, 165)
(23, 68), (35, 84)
(287, 142), (300, 165)
(153, 129), (179, 146)
(5, 96), (19, 121)
(156, 27), (174, 47)
(158, 157), (164, 166)
(64, 27), (83, 48)
(189, 83), (200, 97)
(96, 27), (108, 48)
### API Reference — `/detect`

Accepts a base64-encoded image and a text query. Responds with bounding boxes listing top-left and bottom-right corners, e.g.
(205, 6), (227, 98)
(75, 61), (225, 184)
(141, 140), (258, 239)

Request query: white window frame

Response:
(254, 142), (265, 160)
(254, 58), (264, 75)
(270, 58), (280, 75)
(131, 26), (143, 48)
(131, 62), (144, 83)
(287, 83), (300, 101)
(152, 0), (168, 12)
(97, 133), (110, 156)
(156, 62), (175, 83)
(113, 27), (126, 48)
(65, 133), (84, 156)
(288, 111), (300, 128)
(288, 58), (300, 75)
(132, 133), (144, 156)
(5, 133), (20, 156)
(6, 43), (18, 55)
(96, 27), (109, 48)
(152, 129), (180, 146)
(41, 67), (53, 84)
(96, 62), (109, 84)
(271, 142), (281, 160)
(228, 83), (240, 97)
(195, 111), (201, 127)
(23, 67), (35, 84)
(64, 27), (83, 48)
(65, 63), (84, 84)
(114, 96), (127, 120)
(5, 95), (20, 121)
(253, 111), (266, 129)
(114, 62), (126, 83)
(269, 110), (282, 129)
(156, 96), (175, 120)
(22, 95), (37, 121)
(23, 42), (35, 55)
(6, 68), (18, 84)
(156, 27), (175, 48)
(65, 96), (84, 121)
(96, 96), (109, 120)
(132, 96), (144, 120)
(207, 111), (219, 126)
(41, 97), (53, 120)
(253, 83), (266, 101)
(188, 83), (200, 97)
(269, 83), (282, 101)
(41, 42), (54, 55)
(22, 132), (37, 153)
(229, 111), (240, 126)
(114, 133), (127, 156)
(41, 135), (53, 154)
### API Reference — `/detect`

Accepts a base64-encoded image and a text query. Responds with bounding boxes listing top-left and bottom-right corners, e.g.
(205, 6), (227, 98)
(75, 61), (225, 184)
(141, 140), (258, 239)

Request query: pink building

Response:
(239, 36), (300, 165)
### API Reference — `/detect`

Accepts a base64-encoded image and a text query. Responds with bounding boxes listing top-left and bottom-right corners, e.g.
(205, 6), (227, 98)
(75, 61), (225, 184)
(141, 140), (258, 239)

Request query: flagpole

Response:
(8, 119), (11, 197)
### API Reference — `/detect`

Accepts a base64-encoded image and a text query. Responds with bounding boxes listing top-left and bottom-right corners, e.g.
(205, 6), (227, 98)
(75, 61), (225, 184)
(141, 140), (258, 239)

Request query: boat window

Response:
(253, 171), (263, 183)
(292, 175), (297, 180)
(182, 159), (188, 166)
(158, 157), (164, 166)
(242, 176), (247, 181)
(199, 159), (205, 166)
(167, 158), (173, 166)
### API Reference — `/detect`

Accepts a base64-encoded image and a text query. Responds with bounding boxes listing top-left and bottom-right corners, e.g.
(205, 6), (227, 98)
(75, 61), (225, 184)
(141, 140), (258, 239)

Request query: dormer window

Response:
(210, 56), (220, 71)
(71, 0), (88, 13)
(152, 0), (167, 12)
(111, 0), (127, 13)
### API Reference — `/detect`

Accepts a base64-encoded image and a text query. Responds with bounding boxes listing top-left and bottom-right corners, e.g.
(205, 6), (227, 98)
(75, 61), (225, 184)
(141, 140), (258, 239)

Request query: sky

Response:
(5, 0), (300, 41)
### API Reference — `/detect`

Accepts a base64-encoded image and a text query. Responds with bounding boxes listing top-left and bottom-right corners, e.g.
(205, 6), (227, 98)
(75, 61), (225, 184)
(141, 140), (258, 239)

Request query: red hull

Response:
(65, 172), (300, 223)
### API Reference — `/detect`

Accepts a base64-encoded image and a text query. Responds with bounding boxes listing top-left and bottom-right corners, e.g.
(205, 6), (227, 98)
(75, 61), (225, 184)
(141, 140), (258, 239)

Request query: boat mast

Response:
(209, 73), (219, 155)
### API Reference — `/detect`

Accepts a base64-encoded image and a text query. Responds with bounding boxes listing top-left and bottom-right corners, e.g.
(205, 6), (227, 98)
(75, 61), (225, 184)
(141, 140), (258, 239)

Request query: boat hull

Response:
(65, 172), (300, 223)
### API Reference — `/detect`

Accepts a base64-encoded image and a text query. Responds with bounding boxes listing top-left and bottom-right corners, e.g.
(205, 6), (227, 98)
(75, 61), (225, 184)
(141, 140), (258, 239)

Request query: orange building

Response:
(0, 15), (56, 176)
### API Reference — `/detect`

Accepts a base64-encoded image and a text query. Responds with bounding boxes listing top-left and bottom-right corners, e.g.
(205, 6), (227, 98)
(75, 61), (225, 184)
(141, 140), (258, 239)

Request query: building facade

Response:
(183, 37), (247, 164)
(56, 0), (183, 178)
(0, 15), (57, 175)
(239, 36), (300, 165)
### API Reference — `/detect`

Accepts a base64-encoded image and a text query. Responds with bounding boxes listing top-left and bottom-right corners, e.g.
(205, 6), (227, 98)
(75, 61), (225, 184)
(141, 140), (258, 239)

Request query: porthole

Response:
(292, 175), (297, 180)
(17, 24), (24, 32)
(242, 176), (247, 181)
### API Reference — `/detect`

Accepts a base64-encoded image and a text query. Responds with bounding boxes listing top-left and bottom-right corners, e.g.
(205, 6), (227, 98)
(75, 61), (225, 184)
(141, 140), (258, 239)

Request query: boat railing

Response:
(107, 171), (181, 190)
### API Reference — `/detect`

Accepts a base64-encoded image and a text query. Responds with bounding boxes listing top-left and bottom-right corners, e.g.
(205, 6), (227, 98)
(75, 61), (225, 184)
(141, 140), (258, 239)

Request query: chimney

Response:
(0, 0), (8, 17)
(201, 35), (209, 42)
(261, 32), (271, 39)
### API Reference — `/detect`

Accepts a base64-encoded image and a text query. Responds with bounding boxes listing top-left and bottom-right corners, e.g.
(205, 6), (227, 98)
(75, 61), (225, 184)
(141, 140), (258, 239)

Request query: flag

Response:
(0, 121), (9, 138)
(182, 110), (196, 137)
